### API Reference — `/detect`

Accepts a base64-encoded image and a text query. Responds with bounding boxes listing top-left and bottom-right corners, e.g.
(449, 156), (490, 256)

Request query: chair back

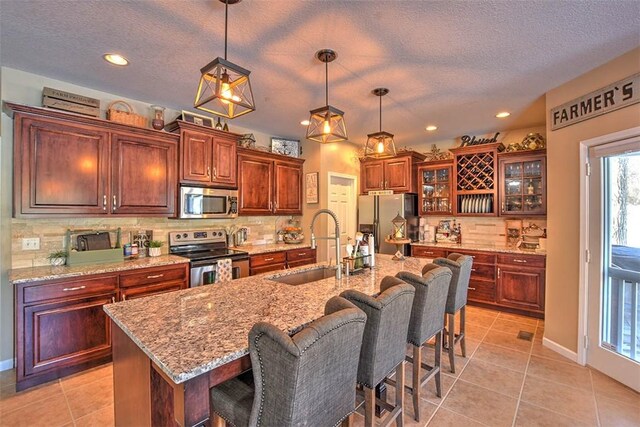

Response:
(340, 281), (415, 388)
(432, 253), (473, 313)
(248, 296), (366, 427)
(396, 268), (452, 346)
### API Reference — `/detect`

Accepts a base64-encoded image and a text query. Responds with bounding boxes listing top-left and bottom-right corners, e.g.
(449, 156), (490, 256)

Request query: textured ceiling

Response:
(1, 0), (639, 146)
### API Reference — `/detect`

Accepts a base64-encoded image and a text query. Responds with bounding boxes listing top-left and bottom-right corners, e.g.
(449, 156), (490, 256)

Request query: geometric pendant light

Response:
(194, 0), (255, 119)
(364, 88), (396, 158)
(306, 49), (348, 143)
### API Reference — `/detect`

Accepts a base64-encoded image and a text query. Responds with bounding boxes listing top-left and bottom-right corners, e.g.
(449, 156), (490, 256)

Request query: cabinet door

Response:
(120, 281), (185, 301)
(211, 137), (238, 188)
(111, 132), (177, 215)
(384, 157), (411, 192)
(274, 161), (302, 215)
(497, 266), (545, 312)
(238, 154), (274, 215)
(181, 130), (212, 184)
(499, 155), (546, 216)
(17, 115), (109, 215)
(361, 160), (384, 194)
(23, 293), (115, 376)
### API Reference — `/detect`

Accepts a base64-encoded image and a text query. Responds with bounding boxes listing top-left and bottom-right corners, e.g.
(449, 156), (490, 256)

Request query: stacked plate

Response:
(459, 194), (492, 214)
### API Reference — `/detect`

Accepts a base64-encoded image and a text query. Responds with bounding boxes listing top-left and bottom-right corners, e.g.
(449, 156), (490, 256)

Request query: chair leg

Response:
(341, 414), (353, 427)
(211, 413), (225, 427)
(412, 345), (421, 422)
(460, 306), (467, 357)
(448, 313), (456, 373)
(434, 331), (442, 398)
(396, 361), (405, 427)
(364, 386), (376, 427)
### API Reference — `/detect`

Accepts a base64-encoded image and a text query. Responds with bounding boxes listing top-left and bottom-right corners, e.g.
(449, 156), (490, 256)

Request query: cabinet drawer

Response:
(119, 265), (187, 288)
(250, 263), (286, 276)
(497, 253), (545, 268)
(286, 248), (316, 262)
(23, 275), (118, 304)
(120, 281), (184, 301)
(411, 246), (447, 258)
(471, 264), (496, 281)
(467, 279), (495, 302)
(449, 250), (496, 265)
(250, 251), (286, 267)
(287, 259), (316, 269)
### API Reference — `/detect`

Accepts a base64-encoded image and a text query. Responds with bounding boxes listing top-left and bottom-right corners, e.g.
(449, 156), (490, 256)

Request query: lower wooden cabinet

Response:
(250, 248), (317, 276)
(15, 263), (188, 391)
(496, 265), (545, 313)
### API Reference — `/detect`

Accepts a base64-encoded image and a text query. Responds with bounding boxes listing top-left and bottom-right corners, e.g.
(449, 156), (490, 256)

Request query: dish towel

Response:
(216, 258), (233, 283)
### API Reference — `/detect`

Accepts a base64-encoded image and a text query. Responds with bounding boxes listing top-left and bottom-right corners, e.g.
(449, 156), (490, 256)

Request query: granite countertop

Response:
(9, 255), (190, 284)
(237, 242), (312, 255)
(411, 241), (546, 256)
(103, 254), (425, 384)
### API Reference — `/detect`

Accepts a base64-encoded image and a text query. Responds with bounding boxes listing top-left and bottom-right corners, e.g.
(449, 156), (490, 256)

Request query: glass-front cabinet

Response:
(498, 150), (546, 216)
(418, 160), (453, 215)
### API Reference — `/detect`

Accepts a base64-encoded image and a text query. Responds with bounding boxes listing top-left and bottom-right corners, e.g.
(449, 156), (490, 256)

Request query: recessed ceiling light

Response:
(495, 111), (511, 118)
(425, 125), (438, 131)
(103, 53), (129, 66)
(300, 120), (310, 126)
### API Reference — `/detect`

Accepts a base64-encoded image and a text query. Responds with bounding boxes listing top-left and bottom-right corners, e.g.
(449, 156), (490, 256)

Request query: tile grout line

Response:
(510, 319), (537, 426)
(59, 378), (77, 427)
(589, 368), (603, 427)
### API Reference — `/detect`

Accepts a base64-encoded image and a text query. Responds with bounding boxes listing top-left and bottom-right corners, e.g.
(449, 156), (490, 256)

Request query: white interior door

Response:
(327, 174), (356, 262)
(586, 135), (640, 391)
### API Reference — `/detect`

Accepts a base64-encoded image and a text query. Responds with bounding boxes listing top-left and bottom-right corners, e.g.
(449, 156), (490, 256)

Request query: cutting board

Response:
(77, 232), (111, 251)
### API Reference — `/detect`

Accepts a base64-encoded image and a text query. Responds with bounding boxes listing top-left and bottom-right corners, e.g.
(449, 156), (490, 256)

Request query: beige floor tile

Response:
(74, 404), (115, 427)
(473, 342), (530, 372)
(466, 305), (500, 318)
(515, 401), (596, 426)
(64, 374), (113, 419)
(427, 407), (486, 426)
(0, 369), (16, 388)
(0, 381), (64, 414)
(527, 355), (592, 390)
(497, 312), (539, 326)
(491, 318), (537, 335)
(0, 393), (72, 427)
(403, 397), (438, 426)
(419, 338), (478, 377)
(466, 311), (498, 328)
(442, 379), (518, 426)
(520, 375), (598, 424)
(459, 359), (525, 397)
(530, 341), (575, 364)
(483, 329), (533, 354)
(60, 363), (112, 392)
(596, 395), (640, 427)
(401, 364), (456, 405)
(463, 323), (490, 341)
(590, 368), (640, 407)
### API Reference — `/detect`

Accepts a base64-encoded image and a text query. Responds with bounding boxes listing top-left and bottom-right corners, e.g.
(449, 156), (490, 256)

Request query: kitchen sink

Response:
(269, 266), (338, 285)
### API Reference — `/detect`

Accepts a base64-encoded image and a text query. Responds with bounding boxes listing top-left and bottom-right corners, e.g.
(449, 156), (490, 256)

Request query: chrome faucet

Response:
(310, 209), (342, 279)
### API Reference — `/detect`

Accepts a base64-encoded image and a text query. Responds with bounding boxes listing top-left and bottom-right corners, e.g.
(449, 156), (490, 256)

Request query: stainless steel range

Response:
(169, 229), (250, 286)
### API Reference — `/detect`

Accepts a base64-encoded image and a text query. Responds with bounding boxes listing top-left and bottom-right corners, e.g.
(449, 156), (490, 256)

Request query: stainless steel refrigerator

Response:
(358, 193), (418, 255)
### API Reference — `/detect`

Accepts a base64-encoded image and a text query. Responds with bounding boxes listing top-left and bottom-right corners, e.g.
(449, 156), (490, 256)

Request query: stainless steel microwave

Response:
(179, 187), (238, 219)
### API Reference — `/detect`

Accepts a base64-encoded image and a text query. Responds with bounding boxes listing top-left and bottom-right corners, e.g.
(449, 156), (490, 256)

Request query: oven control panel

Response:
(169, 229), (227, 246)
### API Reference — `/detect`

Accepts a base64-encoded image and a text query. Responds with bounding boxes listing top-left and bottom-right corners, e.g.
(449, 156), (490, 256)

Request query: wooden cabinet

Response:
(15, 263), (188, 391)
(417, 160), (453, 215)
(359, 151), (425, 194)
(286, 248), (317, 269)
(9, 103), (179, 217)
(238, 148), (304, 216)
(250, 248), (317, 276)
(498, 150), (546, 216)
(167, 121), (238, 188)
(411, 246), (448, 258)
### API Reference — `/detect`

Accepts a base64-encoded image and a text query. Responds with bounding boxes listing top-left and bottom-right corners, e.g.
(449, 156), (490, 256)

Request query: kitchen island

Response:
(104, 254), (426, 426)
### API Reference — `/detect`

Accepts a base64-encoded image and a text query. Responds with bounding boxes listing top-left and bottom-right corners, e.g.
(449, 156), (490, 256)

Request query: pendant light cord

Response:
(325, 60), (329, 106)
(379, 94), (382, 132)
(224, 0), (229, 60)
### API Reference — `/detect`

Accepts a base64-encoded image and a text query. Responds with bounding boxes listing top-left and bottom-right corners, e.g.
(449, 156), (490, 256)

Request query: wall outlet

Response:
(22, 237), (40, 250)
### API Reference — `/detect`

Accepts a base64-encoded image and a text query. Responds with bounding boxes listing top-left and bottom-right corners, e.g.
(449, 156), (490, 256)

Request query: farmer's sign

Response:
(550, 73), (639, 131)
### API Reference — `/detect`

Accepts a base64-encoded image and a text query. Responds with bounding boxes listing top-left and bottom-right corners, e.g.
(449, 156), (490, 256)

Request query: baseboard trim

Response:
(0, 358), (15, 372)
(542, 337), (579, 363)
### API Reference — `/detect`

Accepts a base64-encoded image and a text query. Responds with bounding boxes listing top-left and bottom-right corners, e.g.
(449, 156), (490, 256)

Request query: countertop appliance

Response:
(179, 186), (238, 219)
(169, 229), (249, 286)
(358, 193), (418, 256)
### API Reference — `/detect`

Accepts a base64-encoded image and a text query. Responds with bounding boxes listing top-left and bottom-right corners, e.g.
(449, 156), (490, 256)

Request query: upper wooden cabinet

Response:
(417, 160), (453, 216)
(498, 150), (546, 217)
(237, 148), (304, 216)
(8, 103), (179, 217)
(359, 151), (425, 195)
(166, 121), (238, 188)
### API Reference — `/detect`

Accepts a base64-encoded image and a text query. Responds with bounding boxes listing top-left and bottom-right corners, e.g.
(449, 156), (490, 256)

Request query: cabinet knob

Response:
(213, 167), (217, 178)
(111, 296), (116, 303)
(103, 195), (107, 211)
(498, 267), (501, 279)
(207, 166), (211, 177)
(62, 285), (86, 292)
(468, 287), (476, 291)
(113, 195), (117, 211)
(122, 294), (127, 301)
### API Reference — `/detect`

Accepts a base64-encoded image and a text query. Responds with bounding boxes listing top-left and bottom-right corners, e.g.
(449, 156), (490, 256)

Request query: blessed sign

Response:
(550, 73), (639, 131)
(460, 132), (500, 147)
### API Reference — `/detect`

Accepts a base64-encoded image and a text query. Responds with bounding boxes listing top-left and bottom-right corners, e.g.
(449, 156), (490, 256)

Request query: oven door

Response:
(190, 259), (250, 287)
(180, 187), (238, 219)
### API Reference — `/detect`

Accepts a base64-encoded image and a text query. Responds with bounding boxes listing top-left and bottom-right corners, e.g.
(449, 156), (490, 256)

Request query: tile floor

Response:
(0, 306), (638, 426)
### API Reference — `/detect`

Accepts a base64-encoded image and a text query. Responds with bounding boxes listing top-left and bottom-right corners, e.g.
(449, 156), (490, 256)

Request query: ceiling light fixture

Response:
(194, 0), (255, 119)
(300, 119), (310, 126)
(364, 88), (396, 158)
(495, 111), (511, 118)
(103, 53), (129, 66)
(425, 125), (438, 131)
(306, 49), (348, 143)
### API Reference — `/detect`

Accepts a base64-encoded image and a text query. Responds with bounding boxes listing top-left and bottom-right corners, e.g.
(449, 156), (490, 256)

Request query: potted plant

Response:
(148, 240), (163, 257)
(47, 250), (68, 266)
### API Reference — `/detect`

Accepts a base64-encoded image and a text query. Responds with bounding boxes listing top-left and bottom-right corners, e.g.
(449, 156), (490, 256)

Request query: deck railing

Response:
(604, 266), (640, 361)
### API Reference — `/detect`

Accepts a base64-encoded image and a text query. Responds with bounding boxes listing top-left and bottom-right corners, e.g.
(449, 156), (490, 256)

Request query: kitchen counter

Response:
(237, 242), (311, 255)
(8, 255), (189, 284)
(103, 254), (423, 384)
(411, 241), (546, 256)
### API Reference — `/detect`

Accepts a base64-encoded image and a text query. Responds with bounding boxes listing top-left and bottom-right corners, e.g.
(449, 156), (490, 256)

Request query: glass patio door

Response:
(587, 136), (640, 391)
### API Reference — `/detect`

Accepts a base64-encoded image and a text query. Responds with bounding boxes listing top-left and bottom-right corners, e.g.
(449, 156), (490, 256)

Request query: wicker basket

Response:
(107, 100), (147, 128)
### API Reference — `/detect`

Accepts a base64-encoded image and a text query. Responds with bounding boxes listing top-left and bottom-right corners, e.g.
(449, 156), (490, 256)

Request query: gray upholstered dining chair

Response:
(432, 253), (473, 373)
(340, 279), (415, 427)
(209, 296), (367, 427)
(394, 267), (451, 422)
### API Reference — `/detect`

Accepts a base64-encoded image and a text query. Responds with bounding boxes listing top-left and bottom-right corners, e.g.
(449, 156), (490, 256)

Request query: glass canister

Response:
(150, 105), (165, 130)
